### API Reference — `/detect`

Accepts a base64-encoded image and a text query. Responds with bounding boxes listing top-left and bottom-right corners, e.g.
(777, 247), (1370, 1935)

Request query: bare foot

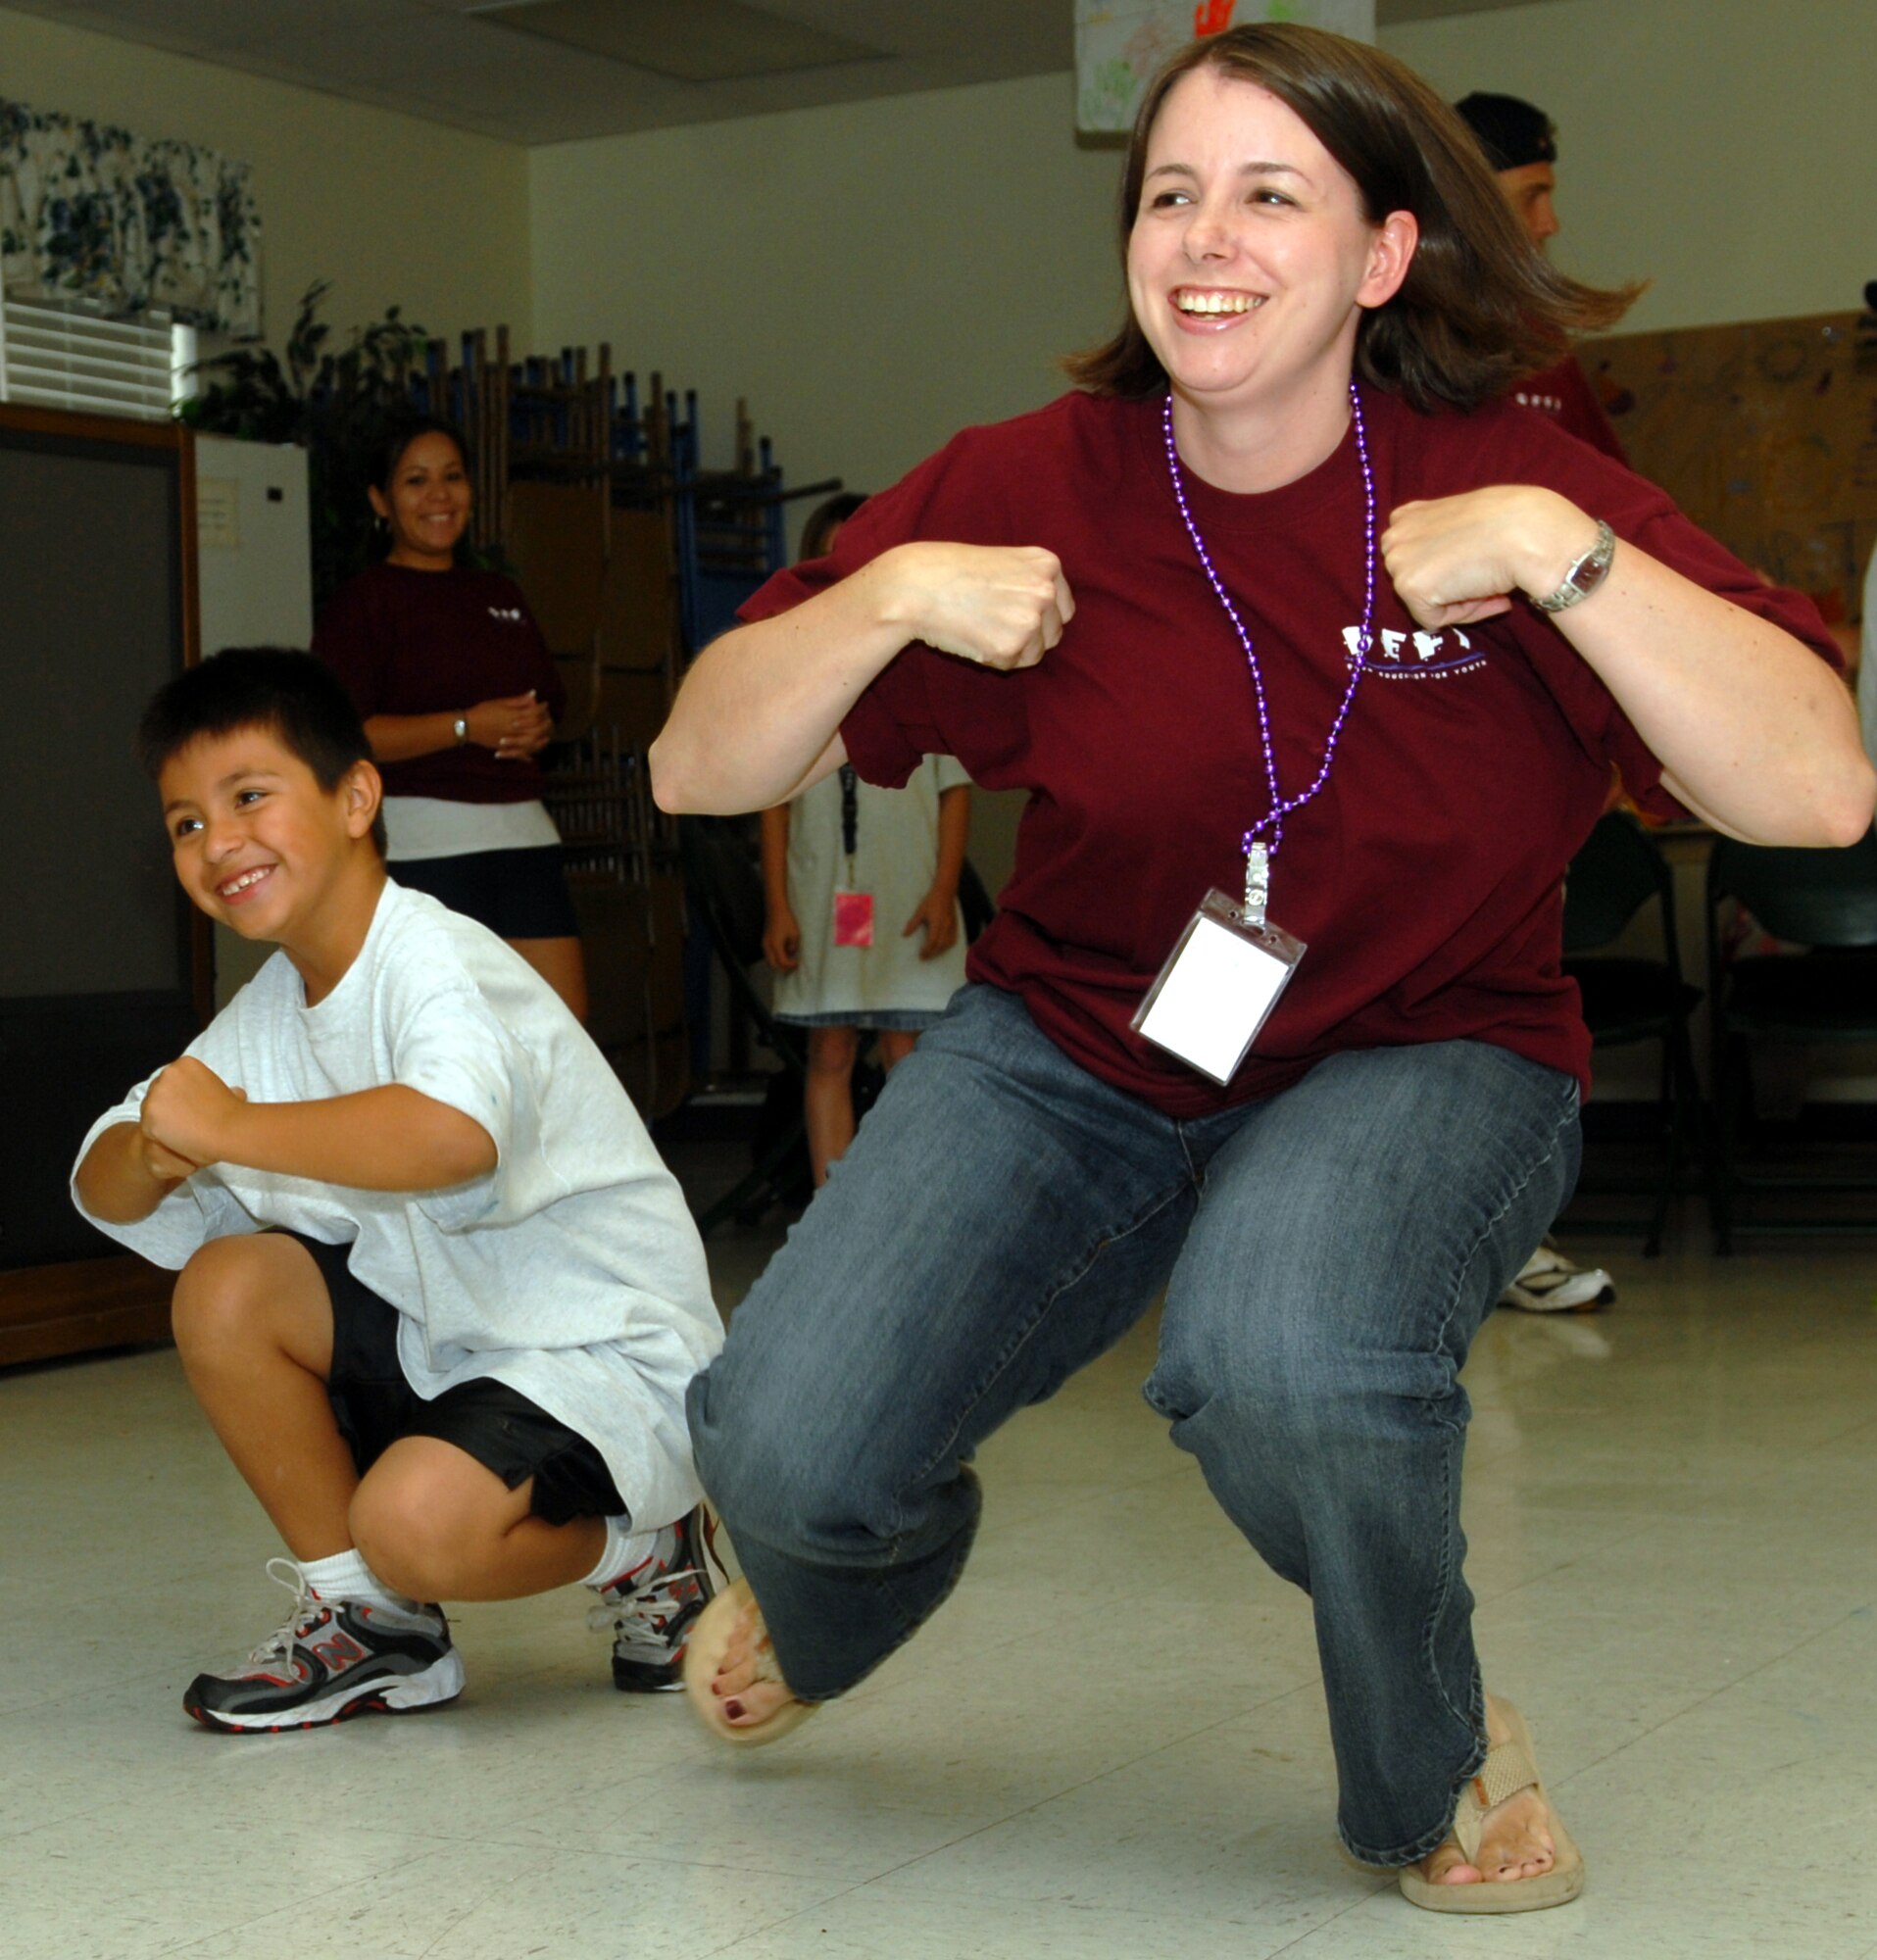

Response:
(710, 1589), (803, 1731)
(1415, 1692), (1559, 1889)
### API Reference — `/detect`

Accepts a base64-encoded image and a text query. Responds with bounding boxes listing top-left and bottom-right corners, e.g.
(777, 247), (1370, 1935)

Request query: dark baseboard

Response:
(0, 1254), (173, 1368)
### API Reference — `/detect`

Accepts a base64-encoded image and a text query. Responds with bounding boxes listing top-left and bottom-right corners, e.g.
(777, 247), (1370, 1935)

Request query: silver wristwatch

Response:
(453, 715), (469, 744)
(1532, 519), (1616, 613)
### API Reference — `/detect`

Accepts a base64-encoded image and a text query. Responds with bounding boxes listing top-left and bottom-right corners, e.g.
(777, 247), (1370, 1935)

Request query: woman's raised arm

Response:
(650, 542), (1072, 815)
(1382, 487), (1877, 848)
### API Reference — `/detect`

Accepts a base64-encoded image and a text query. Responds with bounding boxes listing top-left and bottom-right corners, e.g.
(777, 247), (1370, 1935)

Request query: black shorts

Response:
(288, 1232), (625, 1528)
(392, 844), (579, 940)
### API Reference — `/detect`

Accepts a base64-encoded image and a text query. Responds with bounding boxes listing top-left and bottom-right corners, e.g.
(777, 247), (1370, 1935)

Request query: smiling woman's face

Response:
(1125, 67), (1409, 429)
(370, 431), (471, 569)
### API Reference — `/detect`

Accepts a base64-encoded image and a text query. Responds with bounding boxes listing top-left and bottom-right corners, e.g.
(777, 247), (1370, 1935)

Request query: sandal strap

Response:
(751, 1642), (788, 1689)
(737, 1601), (791, 1690)
(1451, 1738), (1540, 1862)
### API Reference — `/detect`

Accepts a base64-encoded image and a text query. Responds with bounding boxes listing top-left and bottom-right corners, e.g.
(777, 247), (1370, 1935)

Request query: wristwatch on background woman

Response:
(453, 715), (469, 744)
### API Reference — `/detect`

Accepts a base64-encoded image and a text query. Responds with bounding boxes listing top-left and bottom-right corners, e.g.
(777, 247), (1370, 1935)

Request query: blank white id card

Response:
(1132, 889), (1305, 1086)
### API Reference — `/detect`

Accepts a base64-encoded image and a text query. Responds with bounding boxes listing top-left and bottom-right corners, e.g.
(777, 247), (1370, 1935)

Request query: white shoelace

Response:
(586, 1566), (703, 1642)
(231, 1557), (321, 1669)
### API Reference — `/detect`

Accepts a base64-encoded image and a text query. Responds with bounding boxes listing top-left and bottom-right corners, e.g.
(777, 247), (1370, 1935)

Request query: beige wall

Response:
(529, 72), (1132, 896)
(531, 0), (1874, 503)
(0, 0), (1861, 446)
(9, 0), (1861, 465)
(530, 73), (1125, 894)
(530, 73), (1125, 504)
(1383, 0), (1873, 336)
(0, 6), (531, 354)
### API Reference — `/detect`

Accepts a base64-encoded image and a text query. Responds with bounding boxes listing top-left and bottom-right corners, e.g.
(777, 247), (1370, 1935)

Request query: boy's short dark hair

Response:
(138, 648), (388, 857)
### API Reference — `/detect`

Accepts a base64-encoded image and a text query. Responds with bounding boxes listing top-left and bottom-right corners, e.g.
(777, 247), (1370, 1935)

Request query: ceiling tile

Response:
(778, 0), (1072, 67)
(3, 0), (1579, 146)
(478, 0), (882, 84)
(44, 1), (215, 57)
(68, 0), (258, 48)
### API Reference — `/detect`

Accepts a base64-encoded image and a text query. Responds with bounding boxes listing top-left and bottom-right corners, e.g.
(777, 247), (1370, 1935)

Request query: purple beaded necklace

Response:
(1161, 379), (1377, 923)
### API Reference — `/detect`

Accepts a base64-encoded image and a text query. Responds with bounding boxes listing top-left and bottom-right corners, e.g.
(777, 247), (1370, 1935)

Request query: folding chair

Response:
(1706, 827), (1877, 1251)
(1559, 812), (1703, 1254)
(677, 815), (809, 1237)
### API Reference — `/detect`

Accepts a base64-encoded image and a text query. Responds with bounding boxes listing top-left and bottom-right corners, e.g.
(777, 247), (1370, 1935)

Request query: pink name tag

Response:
(832, 889), (874, 948)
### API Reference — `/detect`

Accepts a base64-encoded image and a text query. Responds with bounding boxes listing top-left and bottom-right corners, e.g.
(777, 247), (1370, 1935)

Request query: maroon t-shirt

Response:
(1511, 354), (1627, 464)
(741, 388), (1836, 1119)
(313, 563), (566, 804)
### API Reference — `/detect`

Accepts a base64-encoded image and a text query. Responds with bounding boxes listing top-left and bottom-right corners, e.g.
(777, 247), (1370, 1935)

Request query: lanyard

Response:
(839, 763), (859, 878)
(1161, 380), (1378, 925)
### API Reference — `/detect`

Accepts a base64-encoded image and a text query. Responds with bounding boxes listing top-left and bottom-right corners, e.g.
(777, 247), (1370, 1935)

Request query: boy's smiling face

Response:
(159, 722), (382, 955)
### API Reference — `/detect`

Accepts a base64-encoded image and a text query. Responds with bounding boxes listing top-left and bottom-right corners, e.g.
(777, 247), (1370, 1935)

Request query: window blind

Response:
(0, 297), (184, 420)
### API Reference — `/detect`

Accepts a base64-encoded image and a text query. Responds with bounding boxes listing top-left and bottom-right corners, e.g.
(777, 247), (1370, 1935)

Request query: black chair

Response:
(1705, 827), (1877, 1251)
(1559, 811), (1704, 1255)
(959, 856), (996, 945)
(678, 815), (810, 1237)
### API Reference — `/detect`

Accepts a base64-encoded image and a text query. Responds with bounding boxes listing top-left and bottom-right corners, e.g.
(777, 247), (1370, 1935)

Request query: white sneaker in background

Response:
(1499, 1237), (1616, 1313)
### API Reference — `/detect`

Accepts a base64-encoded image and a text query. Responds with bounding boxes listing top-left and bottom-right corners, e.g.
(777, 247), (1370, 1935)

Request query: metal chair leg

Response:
(695, 1114), (808, 1240)
(1710, 1034), (1740, 1256)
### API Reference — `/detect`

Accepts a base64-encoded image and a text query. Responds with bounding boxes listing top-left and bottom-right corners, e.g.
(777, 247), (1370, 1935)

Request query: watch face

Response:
(1576, 525), (1616, 593)
(1537, 522), (1614, 611)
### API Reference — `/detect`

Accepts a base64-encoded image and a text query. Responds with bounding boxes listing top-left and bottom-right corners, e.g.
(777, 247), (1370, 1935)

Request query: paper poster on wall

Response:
(196, 476), (239, 551)
(1075, 1), (1376, 135)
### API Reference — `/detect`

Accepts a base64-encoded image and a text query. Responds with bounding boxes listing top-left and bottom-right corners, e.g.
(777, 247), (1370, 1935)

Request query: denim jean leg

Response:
(1144, 1041), (1581, 1866)
(689, 986), (1195, 1701)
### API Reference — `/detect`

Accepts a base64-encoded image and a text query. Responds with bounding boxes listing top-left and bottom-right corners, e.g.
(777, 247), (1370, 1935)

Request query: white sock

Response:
(581, 1514), (659, 1592)
(298, 1547), (418, 1613)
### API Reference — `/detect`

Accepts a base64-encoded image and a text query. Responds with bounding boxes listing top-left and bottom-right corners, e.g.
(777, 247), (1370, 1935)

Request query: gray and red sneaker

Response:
(183, 1559), (465, 1734)
(588, 1506), (725, 1692)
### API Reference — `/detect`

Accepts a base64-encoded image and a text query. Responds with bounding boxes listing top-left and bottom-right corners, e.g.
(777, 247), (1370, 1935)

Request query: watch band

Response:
(453, 715), (469, 744)
(1532, 518), (1616, 613)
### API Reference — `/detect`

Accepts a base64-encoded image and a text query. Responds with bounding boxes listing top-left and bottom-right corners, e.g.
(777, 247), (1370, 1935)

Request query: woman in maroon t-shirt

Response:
(653, 24), (1873, 1914)
(314, 417), (587, 1019)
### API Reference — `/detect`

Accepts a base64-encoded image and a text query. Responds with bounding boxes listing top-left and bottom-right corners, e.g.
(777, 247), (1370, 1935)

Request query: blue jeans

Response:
(688, 984), (1580, 1866)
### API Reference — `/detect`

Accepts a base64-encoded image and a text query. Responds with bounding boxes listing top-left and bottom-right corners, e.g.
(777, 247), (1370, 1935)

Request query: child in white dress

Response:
(761, 497), (972, 1186)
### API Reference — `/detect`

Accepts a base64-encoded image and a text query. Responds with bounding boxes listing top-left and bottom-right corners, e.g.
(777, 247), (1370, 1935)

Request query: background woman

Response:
(652, 24), (1872, 1915)
(314, 415), (586, 1019)
(761, 493), (972, 1187)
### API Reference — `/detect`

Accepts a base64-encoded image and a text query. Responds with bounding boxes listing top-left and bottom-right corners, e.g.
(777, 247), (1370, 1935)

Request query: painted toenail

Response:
(724, 1699), (745, 1719)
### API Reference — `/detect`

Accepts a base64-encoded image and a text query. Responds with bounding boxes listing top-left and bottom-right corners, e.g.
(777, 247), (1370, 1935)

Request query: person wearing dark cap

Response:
(1456, 91), (1629, 464)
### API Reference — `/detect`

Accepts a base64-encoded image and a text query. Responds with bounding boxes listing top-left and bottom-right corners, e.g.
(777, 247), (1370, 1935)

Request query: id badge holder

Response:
(1132, 882), (1305, 1087)
(832, 887), (874, 949)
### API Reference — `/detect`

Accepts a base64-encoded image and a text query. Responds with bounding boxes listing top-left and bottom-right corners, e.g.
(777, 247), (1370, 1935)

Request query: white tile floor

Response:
(6, 1203), (1877, 1958)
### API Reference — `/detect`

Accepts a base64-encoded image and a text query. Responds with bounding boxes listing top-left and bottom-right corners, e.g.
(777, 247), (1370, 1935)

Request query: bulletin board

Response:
(1581, 309), (1877, 627)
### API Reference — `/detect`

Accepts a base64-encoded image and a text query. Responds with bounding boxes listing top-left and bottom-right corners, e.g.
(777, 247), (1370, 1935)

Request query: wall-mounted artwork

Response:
(1074, 0), (1376, 135)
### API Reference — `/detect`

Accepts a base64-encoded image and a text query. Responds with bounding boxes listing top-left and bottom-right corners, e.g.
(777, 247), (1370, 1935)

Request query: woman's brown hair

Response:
(1063, 23), (1640, 414)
